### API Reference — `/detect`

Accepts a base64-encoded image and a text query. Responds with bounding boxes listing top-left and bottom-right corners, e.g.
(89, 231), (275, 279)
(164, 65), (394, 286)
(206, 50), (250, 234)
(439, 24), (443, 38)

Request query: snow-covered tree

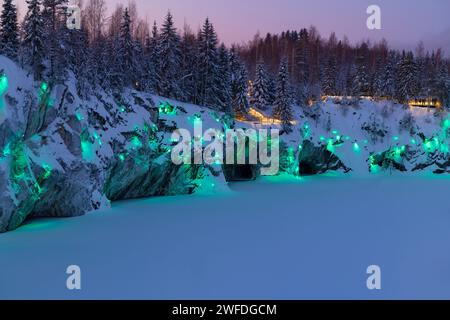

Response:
(196, 18), (221, 109)
(217, 43), (233, 114)
(22, 0), (45, 80)
(156, 11), (181, 98)
(0, 0), (20, 60)
(118, 7), (137, 87)
(352, 43), (371, 97)
(42, 0), (69, 82)
(321, 54), (337, 96)
(396, 51), (419, 103)
(231, 57), (249, 118)
(374, 51), (397, 98)
(273, 58), (294, 133)
(251, 61), (271, 110)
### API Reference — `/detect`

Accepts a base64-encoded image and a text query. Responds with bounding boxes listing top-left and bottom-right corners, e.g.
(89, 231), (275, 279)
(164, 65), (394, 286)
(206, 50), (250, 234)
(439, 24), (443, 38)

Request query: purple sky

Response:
(12, 0), (450, 53)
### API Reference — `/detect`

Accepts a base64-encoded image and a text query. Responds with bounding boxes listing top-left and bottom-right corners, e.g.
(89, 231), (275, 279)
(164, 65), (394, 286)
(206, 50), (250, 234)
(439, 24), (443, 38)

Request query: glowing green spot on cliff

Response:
(0, 73), (8, 95)
(41, 163), (52, 179)
(159, 102), (177, 115)
(2, 143), (11, 157)
(75, 112), (84, 121)
(131, 136), (142, 148)
(326, 139), (335, 153)
(81, 140), (94, 161)
(443, 119), (450, 130)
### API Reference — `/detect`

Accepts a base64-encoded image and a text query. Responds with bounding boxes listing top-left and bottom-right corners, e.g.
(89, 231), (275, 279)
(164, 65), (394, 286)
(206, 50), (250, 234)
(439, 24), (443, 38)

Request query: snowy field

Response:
(1, 174), (450, 300)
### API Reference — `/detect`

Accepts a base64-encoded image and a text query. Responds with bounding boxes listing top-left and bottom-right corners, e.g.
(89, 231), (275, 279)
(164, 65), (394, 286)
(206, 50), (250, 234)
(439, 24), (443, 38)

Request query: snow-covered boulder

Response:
(298, 140), (351, 176)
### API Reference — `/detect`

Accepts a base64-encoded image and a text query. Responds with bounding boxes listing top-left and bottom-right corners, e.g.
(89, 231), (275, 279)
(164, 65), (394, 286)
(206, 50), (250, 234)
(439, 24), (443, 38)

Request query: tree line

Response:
(1, 0), (449, 134)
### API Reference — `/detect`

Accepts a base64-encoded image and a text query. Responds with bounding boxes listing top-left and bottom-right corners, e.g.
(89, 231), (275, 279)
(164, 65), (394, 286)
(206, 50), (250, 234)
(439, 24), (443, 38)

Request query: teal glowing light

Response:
(326, 139), (335, 153)
(410, 139), (417, 145)
(353, 142), (360, 153)
(41, 163), (52, 180)
(119, 154), (126, 162)
(393, 136), (399, 142)
(0, 73), (8, 95)
(159, 102), (177, 115)
(131, 136), (143, 148)
(442, 119), (450, 130)
(1, 143), (11, 158)
(319, 136), (326, 142)
(332, 130), (339, 136)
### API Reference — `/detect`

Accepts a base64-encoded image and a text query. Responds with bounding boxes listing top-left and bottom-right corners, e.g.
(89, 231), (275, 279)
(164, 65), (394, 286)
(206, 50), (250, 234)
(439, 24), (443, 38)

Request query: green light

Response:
(131, 136), (142, 148)
(353, 142), (360, 153)
(0, 74), (8, 95)
(443, 119), (450, 130)
(2, 143), (11, 157)
(326, 139), (335, 153)
(41, 163), (52, 179)
(75, 112), (83, 121)
(411, 139), (417, 145)
(320, 136), (326, 142)
(119, 154), (125, 162)
(393, 136), (399, 142)
(332, 130), (339, 135)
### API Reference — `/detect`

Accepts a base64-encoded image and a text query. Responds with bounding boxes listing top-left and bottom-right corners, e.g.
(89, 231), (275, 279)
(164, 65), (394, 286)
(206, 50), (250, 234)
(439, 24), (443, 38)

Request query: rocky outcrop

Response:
(0, 57), (231, 232)
(298, 140), (351, 176)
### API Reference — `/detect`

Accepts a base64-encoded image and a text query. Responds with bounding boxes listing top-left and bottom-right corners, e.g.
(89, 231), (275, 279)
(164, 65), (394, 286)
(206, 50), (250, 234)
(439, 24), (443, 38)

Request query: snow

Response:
(1, 174), (450, 299)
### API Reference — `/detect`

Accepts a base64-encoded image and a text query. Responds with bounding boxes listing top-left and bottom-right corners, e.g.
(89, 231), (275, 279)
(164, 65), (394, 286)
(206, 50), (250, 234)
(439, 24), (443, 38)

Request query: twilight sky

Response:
(12, 0), (450, 53)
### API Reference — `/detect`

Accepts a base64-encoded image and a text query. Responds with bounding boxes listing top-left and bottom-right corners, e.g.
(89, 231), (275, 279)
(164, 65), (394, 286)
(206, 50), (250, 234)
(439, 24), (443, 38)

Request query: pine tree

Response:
(321, 54), (337, 96)
(294, 28), (310, 104)
(273, 58), (294, 133)
(251, 61), (271, 110)
(232, 66), (249, 118)
(119, 7), (136, 87)
(0, 0), (20, 60)
(22, 0), (45, 80)
(179, 24), (196, 102)
(42, 0), (69, 82)
(196, 18), (222, 109)
(217, 43), (233, 114)
(374, 51), (397, 98)
(396, 51), (419, 103)
(156, 11), (181, 98)
(352, 43), (371, 97)
(145, 21), (159, 92)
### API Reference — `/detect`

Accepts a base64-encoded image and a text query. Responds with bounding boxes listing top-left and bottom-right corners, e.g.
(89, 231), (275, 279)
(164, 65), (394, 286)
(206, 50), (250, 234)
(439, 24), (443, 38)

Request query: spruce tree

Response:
(217, 43), (233, 114)
(22, 0), (45, 80)
(42, 0), (69, 82)
(119, 8), (136, 86)
(0, 0), (20, 60)
(196, 18), (222, 109)
(321, 54), (337, 96)
(396, 52), (419, 103)
(273, 58), (294, 133)
(252, 61), (271, 110)
(233, 66), (249, 118)
(156, 11), (181, 98)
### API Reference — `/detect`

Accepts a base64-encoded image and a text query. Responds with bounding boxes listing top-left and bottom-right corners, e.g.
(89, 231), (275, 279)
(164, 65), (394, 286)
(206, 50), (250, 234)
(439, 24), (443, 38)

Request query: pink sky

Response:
(11, 0), (450, 53)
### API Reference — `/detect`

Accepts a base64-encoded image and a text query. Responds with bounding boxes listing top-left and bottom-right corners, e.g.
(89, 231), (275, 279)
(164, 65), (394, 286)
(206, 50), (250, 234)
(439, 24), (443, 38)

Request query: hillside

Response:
(1, 55), (450, 232)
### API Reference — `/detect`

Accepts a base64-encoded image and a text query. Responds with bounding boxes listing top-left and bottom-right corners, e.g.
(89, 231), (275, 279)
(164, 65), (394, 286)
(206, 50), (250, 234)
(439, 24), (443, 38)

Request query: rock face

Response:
(298, 140), (351, 176)
(0, 56), (229, 232)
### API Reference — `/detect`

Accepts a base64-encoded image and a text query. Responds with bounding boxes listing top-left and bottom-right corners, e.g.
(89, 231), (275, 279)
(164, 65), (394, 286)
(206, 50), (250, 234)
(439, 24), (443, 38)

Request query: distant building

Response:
(408, 97), (442, 108)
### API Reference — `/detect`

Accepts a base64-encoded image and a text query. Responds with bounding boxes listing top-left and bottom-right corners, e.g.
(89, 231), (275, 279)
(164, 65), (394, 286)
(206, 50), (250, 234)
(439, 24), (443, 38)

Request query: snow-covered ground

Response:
(1, 174), (450, 300)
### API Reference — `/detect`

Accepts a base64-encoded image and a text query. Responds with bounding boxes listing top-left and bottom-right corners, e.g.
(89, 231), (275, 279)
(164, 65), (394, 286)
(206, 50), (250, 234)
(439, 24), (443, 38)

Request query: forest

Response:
(1, 0), (450, 133)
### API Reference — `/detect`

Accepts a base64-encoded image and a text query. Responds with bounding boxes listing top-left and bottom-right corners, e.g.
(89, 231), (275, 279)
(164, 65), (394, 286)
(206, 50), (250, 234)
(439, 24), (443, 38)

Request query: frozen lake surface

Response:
(1, 175), (450, 299)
